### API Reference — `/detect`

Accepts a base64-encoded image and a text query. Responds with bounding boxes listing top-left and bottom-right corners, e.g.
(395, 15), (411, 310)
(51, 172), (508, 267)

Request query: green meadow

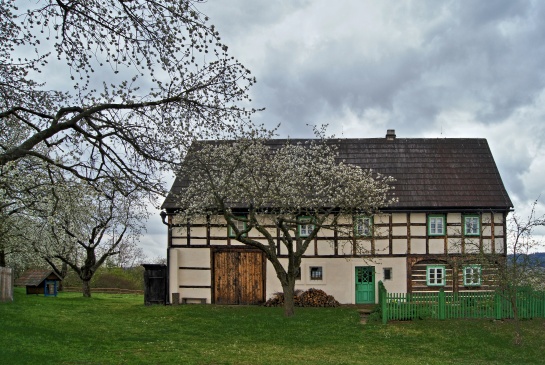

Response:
(1, 288), (544, 364)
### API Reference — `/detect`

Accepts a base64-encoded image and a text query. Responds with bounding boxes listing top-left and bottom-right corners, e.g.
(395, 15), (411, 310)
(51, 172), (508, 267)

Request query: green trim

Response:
(354, 215), (373, 237)
(426, 265), (445, 286)
(298, 216), (315, 237)
(427, 214), (445, 236)
(228, 216), (247, 238)
(463, 265), (481, 286)
(463, 215), (480, 236)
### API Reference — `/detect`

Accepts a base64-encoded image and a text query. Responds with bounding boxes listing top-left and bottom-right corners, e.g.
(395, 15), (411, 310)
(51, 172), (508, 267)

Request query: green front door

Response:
(355, 266), (375, 304)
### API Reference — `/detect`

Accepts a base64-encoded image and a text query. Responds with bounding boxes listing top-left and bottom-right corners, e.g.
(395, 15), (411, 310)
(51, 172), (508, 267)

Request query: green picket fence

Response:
(378, 281), (545, 324)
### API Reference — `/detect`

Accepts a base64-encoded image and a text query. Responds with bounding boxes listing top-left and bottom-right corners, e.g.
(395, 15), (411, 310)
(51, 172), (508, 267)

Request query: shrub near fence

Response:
(0, 267), (13, 302)
(378, 281), (545, 324)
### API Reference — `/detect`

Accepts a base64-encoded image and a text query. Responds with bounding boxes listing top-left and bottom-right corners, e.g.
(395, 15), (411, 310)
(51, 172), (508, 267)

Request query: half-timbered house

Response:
(161, 130), (513, 305)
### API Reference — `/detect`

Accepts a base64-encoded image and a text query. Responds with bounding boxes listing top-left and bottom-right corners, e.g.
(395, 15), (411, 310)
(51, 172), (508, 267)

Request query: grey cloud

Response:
(143, 0), (545, 258)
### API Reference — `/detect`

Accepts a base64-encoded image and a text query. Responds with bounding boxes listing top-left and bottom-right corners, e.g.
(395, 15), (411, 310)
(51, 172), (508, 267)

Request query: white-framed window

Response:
(354, 216), (373, 237)
(426, 265), (445, 286)
(428, 215), (445, 236)
(298, 216), (314, 237)
(464, 215), (480, 236)
(310, 266), (323, 281)
(228, 216), (247, 238)
(463, 265), (481, 286)
(383, 267), (392, 281)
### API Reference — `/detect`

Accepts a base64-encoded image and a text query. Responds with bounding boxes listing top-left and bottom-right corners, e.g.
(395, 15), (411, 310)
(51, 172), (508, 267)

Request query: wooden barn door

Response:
(213, 250), (265, 305)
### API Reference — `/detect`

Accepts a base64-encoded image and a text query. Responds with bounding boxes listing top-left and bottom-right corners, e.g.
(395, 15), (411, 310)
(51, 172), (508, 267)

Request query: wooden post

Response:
(379, 281), (388, 324)
(172, 292), (180, 305)
(495, 291), (502, 320)
(0, 267), (13, 302)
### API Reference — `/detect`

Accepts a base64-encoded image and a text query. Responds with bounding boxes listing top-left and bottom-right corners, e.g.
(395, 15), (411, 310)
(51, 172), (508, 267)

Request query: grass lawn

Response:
(1, 288), (545, 364)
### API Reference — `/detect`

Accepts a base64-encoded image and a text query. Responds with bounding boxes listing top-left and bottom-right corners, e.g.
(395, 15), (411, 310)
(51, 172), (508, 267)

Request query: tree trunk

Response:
(82, 279), (92, 298)
(282, 282), (296, 317)
(510, 293), (523, 346)
(0, 249), (5, 267)
(58, 262), (68, 291)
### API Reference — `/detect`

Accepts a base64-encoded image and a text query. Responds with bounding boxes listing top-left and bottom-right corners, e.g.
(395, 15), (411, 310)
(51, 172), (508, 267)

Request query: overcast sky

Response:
(142, 0), (545, 258)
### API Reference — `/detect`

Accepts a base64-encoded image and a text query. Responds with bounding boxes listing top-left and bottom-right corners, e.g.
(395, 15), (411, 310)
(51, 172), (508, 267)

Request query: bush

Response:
(62, 266), (144, 290)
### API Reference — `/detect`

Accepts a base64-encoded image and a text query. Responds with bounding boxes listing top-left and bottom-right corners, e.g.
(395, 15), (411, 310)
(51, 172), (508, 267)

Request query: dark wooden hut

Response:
(15, 270), (62, 296)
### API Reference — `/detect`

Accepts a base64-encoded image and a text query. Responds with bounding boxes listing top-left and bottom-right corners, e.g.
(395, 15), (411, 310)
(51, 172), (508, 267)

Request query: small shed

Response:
(15, 270), (62, 296)
(143, 264), (167, 305)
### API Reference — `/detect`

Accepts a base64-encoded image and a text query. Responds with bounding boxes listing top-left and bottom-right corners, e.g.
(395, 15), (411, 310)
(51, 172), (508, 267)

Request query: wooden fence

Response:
(378, 281), (545, 324)
(0, 267), (13, 302)
(62, 287), (143, 295)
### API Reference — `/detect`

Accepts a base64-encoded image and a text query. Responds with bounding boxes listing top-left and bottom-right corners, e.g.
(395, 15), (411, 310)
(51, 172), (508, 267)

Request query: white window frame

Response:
(464, 215), (480, 236)
(298, 216), (314, 237)
(354, 216), (372, 237)
(463, 265), (481, 286)
(426, 265), (445, 286)
(309, 266), (323, 281)
(428, 215), (445, 236)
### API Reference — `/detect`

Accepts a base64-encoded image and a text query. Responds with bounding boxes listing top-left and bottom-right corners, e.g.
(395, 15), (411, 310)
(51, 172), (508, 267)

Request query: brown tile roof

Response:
(14, 270), (61, 286)
(162, 137), (513, 211)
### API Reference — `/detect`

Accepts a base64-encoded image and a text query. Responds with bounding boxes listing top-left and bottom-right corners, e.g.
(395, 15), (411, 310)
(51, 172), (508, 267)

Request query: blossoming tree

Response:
(0, 0), (256, 271)
(32, 179), (148, 297)
(172, 137), (396, 316)
(0, 0), (256, 196)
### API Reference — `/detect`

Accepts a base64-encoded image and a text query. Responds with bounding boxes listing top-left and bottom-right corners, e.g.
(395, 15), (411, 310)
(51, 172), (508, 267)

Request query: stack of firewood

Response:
(264, 288), (340, 307)
(298, 288), (340, 307)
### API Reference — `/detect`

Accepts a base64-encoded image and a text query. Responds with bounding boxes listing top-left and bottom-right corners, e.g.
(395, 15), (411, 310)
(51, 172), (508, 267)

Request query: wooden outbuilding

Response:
(15, 270), (62, 296)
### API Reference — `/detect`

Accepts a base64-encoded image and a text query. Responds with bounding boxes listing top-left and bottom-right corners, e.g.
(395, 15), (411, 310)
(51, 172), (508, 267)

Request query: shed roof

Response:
(15, 270), (62, 287)
(162, 136), (513, 211)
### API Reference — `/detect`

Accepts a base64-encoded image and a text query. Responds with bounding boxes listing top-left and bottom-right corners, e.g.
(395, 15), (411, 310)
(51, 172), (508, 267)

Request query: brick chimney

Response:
(386, 129), (396, 141)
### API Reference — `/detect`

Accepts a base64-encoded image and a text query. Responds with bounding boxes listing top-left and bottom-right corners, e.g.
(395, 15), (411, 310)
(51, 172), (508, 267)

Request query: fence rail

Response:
(62, 287), (143, 295)
(0, 267), (13, 302)
(378, 281), (545, 324)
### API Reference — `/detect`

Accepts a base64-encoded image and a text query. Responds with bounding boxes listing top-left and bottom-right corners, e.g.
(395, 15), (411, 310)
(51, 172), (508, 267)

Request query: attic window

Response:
(428, 215), (445, 236)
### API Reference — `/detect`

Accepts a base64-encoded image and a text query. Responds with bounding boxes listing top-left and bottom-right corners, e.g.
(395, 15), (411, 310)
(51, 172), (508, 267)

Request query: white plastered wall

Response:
(170, 247), (212, 304)
(265, 257), (406, 304)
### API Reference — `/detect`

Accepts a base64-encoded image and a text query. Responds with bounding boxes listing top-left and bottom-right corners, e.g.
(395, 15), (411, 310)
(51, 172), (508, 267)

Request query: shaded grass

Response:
(1, 288), (545, 364)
